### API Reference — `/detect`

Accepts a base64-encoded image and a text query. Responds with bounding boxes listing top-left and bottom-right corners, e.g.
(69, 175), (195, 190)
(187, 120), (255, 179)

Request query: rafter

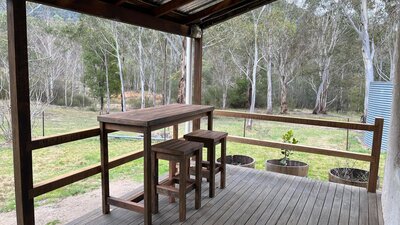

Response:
(152, 0), (195, 17)
(201, 0), (277, 28)
(28, 0), (192, 37)
(114, 0), (126, 6)
(183, 0), (247, 24)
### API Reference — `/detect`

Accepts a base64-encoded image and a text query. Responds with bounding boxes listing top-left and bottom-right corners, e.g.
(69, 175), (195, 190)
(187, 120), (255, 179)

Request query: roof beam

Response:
(28, 0), (192, 37)
(114, 0), (126, 6)
(152, 0), (195, 17)
(201, 0), (277, 28)
(183, 0), (247, 24)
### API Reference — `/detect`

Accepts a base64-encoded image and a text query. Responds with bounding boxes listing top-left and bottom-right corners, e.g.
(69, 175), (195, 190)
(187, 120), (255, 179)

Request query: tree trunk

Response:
(104, 53), (111, 114)
(50, 75), (54, 101)
(222, 91), (227, 109)
(69, 65), (76, 107)
(266, 48), (273, 114)
(162, 38), (168, 105)
(280, 78), (288, 114)
(247, 14), (262, 128)
(360, 0), (374, 120)
(177, 39), (186, 104)
(382, 22), (400, 224)
(138, 28), (146, 109)
(114, 29), (126, 112)
(390, 23), (399, 81)
(313, 60), (331, 114)
(64, 77), (68, 106)
(100, 96), (104, 114)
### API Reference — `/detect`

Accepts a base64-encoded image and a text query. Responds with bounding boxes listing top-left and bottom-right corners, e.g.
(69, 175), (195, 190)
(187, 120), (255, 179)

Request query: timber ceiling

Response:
(29, 0), (276, 37)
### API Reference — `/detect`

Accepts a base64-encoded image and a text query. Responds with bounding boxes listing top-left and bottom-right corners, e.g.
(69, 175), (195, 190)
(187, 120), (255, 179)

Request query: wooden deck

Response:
(67, 165), (383, 225)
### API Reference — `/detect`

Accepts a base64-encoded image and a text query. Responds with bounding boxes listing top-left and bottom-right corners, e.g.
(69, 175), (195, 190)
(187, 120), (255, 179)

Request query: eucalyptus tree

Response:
(311, 1), (346, 114)
(229, 6), (266, 127)
(374, 1), (399, 82)
(80, 16), (120, 113)
(260, 5), (274, 114)
(342, 0), (386, 120)
(99, 21), (127, 111)
(269, 2), (306, 114)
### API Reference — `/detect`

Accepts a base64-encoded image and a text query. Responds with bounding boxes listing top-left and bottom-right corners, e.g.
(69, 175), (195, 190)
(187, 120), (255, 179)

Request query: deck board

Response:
(338, 185), (352, 225)
(349, 186), (360, 225)
(67, 165), (384, 225)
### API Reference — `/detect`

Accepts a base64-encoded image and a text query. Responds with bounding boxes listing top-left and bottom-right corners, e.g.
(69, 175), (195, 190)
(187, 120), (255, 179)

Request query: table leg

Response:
(169, 125), (179, 203)
(100, 122), (110, 214)
(209, 144), (216, 198)
(144, 128), (152, 225)
(152, 151), (159, 214)
(221, 137), (226, 189)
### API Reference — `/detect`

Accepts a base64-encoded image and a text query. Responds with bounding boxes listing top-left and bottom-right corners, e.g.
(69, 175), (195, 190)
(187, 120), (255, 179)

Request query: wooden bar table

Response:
(97, 104), (214, 225)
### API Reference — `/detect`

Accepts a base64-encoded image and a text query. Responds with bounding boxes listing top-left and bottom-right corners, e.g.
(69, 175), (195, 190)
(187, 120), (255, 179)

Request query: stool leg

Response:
(152, 152), (159, 214)
(168, 161), (176, 203)
(195, 150), (202, 209)
(221, 138), (226, 189)
(209, 145), (216, 198)
(179, 158), (188, 222)
(206, 147), (211, 182)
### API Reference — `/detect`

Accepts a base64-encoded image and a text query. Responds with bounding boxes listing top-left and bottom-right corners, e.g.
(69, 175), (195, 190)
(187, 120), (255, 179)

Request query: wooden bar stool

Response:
(184, 129), (228, 198)
(151, 139), (203, 222)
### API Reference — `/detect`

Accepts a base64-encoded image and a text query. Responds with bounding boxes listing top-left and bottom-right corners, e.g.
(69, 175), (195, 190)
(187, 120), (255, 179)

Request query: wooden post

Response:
(100, 122), (110, 214)
(192, 36), (203, 130)
(368, 117), (384, 192)
(7, 0), (34, 224)
(143, 127), (152, 225)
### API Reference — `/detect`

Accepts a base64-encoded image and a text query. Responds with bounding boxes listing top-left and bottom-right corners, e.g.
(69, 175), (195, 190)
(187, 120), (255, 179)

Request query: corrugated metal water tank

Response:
(363, 82), (393, 152)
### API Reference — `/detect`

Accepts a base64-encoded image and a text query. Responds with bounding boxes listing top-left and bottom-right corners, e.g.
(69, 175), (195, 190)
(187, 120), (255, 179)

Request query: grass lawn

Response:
(0, 106), (386, 212)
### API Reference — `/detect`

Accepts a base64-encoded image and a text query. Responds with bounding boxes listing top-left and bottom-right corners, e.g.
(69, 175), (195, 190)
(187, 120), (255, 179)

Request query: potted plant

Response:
(329, 163), (379, 188)
(265, 130), (309, 177)
(217, 155), (256, 169)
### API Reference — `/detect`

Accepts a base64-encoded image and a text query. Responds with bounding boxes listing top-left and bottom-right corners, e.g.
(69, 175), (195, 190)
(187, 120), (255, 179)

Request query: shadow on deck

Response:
(67, 165), (383, 225)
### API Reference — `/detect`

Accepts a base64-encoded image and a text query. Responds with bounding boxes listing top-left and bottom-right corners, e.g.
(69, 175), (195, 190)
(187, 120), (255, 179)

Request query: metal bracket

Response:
(190, 25), (202, 38)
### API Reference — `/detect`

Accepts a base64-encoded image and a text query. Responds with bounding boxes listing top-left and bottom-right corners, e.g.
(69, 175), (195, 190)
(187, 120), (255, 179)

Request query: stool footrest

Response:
(157, 182), (195, 197)
(108, 197), (144, 213)
(189, 166), (222, 179)
(201, 161), (222, 168)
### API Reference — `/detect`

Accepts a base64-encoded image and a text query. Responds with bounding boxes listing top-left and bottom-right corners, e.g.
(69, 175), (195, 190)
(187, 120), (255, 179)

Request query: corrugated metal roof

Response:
(33, 0), (276, 36)
(364, 82), (393, 152)
(178, 0), (223, 14)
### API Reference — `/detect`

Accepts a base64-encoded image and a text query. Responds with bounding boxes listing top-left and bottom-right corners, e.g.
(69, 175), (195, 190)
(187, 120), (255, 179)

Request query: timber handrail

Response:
(227, 136), (373, 162)
(31, 150), (144, 198)
(31, 127), (101, 150)
(214, 110), (376, 131)
(214, 110), (383, 193)
(30, 127), (143, 198)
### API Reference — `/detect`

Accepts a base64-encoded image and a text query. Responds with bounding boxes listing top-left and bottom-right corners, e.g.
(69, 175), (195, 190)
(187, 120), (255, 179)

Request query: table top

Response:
(97, 104), (214, 127)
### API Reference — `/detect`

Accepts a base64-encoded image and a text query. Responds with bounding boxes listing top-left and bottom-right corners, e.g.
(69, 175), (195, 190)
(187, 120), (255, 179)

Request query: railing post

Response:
(192, 36), (202, 130)
(368, 117), (384, 193)
(8, 0), (35, 224)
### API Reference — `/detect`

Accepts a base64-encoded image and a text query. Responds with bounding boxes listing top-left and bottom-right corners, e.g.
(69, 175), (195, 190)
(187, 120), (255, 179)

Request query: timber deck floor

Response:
(67, 165), (383, 225)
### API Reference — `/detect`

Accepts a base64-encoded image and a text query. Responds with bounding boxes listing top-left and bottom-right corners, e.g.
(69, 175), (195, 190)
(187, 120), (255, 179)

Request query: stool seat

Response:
(184, 130), (228, 145)
(152, 139), (204, 155)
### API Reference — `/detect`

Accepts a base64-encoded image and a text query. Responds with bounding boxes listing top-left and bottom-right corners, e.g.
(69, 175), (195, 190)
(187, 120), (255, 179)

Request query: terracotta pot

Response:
(217, 155), (255, 169)
(329, 168), (379, 189)
(265, 159), (309, 177)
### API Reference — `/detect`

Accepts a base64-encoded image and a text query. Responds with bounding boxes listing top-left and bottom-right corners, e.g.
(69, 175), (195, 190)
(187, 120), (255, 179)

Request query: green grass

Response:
(0, 106), (387, 212)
